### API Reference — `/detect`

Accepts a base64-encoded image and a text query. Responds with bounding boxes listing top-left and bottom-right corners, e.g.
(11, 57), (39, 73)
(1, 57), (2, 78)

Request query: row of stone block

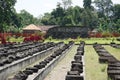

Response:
(108, 62), (120, 80)
(10, 41), (74, 80)
(93, 43), (117, 63)
(93, 43), (120, 80)
(0, 42), (59, 66)
(110, 42), (120, 49)
(65, 42), (85, 80)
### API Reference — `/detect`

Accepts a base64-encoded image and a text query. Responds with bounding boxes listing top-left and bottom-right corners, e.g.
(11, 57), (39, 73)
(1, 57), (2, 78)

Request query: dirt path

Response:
(44, 45), (78, 80)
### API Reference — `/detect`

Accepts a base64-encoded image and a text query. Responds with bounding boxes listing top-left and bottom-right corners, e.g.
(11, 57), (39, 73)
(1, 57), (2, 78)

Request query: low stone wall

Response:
(46, 27), (89, 39)
(26, 45), (73, 80)
(0, 45), (61, 80)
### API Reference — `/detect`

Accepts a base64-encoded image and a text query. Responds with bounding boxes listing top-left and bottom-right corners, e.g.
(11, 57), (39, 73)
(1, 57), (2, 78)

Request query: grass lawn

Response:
(82, 38), (120, 44)
(9, 37), (24, 42)
(85, 45), (108, 80)
(104, 46), (120, 60)
(44, 38), (71, 44)
(44, 37), (120, 44)
(5, 36), (120, 44)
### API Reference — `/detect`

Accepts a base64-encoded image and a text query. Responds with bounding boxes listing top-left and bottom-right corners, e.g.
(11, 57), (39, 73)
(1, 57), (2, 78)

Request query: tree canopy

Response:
(83, 0), (92, 9)
(0, 0), (120, 33)
(0, 0), (17, 32)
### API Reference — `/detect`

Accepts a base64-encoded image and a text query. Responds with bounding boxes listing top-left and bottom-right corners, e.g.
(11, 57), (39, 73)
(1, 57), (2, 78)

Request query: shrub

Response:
(112, 33), (120, 37)
(95, 33), (102, 38)
(102, 32), (112, 37)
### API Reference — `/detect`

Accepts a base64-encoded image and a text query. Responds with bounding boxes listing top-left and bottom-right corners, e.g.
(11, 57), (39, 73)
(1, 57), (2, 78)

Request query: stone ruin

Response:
(46, 26), (89, 39)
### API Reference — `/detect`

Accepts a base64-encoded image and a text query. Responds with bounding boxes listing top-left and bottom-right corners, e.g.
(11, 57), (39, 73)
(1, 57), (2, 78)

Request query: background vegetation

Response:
(0, 0), (120, 34)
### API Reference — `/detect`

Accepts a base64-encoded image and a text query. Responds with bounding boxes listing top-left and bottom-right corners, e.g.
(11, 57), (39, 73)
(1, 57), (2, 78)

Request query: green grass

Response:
(6, 36), (120, 44)
(44, 38), (71, 44)
(9, 37), (24, 42)
(104, 46), (120, 60)
(85, 45), (108, 80)
(44, 37), (120, 44)
(82, 38), (120, 44)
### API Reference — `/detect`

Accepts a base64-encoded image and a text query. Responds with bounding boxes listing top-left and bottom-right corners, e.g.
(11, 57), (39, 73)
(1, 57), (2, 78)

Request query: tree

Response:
(94, 0), (113, 17)
(18, 10), (35, 27)
(113, 4), (120, 21)
(98, 18), (109, 32)
(115, 19), (120, 33)
(50, 3), (65, 25)
(62, 0), (72, 10)
(81, 9), (98, 29)
(60, 6), (83, 26)
(34, 18), (43, 26)
(72, 6), (83, 25)
(11, 11), (22, 28)
(83, 0), (92, 9)
(0, 0), (17, 32)
(61, 7), (73, 26)
(41, 13), (52, 25)
(61, 15), (73, 26)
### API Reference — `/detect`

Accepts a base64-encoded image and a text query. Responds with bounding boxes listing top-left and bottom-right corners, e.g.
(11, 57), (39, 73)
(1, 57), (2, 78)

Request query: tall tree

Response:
(18, 10), (35, 27)
(41, 13), (52, 25)
(62, 0), (72, 10)
(83, 0), (92, 9)
(81, 9), (98, 29)
(71, 6), (83, 25)
(61, 6), (74, 26)
(94, 0), (113, 17)
(51, 3), (65, 25)
(113, 4), (120, 21)
(0, 0), (17, 32)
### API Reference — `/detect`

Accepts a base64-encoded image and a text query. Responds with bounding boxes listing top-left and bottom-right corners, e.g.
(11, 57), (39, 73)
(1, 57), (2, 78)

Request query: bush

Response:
(102, 32), (112, 37)
(112, 33), (120, 37)
(95, 33), (102, 38)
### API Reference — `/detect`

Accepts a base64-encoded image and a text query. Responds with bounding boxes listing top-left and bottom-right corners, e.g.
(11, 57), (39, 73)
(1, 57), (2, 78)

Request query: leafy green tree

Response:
(62, 6), (74, 26)
(62, 0), (72, 10)
(62, 15), (73, 26)
(41, 13), (52, 25)
(94, 0), (113, 17)
(72, 6), (83, 25)
(81, 9), (98, 29)
(98, 18), (109, 32)
(51, 3), (65, 25)
(114, 19), (120, 33)
(83, 0), (92, 9)
(113, 4), (120, 21)
(18, 10), (35, 27)
(11, 11), (22, 27)
(60, 6), (83, 26)
(0, 0), (17, 32)
(33, 18), (43, 26)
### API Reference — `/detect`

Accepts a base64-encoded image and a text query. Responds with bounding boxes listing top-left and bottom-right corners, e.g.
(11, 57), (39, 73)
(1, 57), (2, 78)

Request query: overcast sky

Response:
(15, 0), (120, 17)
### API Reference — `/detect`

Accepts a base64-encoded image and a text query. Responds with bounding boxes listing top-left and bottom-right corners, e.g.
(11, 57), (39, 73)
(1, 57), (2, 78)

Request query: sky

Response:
(15, 0), (120, 17)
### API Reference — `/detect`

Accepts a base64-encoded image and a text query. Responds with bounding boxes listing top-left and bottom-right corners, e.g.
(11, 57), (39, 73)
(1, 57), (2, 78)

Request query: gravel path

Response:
(44, 45), (78, 80)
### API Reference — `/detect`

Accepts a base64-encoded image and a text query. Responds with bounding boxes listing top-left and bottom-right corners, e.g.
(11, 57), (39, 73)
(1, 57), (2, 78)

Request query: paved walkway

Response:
(44, 45), (78, 80)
